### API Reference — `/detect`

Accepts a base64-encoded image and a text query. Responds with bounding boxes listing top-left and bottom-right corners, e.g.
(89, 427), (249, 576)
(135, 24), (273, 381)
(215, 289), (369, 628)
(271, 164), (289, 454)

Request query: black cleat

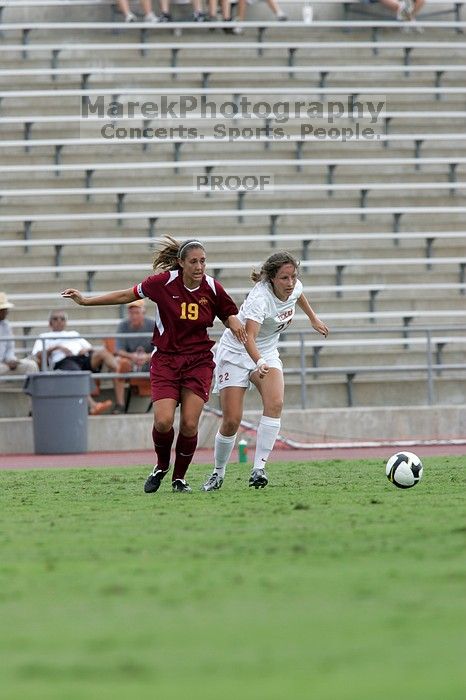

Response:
(172, 479), (192, 493)
(144, 467), (168, 493)
(249, 468), (268, 489)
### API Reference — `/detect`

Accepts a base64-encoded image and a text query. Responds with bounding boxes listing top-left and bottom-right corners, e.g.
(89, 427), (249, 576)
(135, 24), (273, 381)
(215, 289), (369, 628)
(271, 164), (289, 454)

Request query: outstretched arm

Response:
(297, 294), (329, 337)
(61, 287), (137, 307)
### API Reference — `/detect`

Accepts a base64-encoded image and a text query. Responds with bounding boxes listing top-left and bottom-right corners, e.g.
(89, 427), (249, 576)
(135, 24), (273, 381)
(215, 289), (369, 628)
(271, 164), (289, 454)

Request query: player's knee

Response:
(221, 415), (241, 434)
(179, 420), (199, 436)
(264, 398), (283, 416)
(155, 417), (174, 433)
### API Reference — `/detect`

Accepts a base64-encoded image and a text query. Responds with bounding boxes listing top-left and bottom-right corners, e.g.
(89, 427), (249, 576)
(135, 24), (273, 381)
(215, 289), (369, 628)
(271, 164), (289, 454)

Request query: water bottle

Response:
(238, 439), (248, 463)
(302, 3), (313, 23)
(133, 345), (145, 372)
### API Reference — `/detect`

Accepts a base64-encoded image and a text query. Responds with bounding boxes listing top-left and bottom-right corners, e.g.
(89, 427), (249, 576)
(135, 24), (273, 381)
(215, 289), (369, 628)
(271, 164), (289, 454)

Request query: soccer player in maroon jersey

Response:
(61, 236), (246, 493)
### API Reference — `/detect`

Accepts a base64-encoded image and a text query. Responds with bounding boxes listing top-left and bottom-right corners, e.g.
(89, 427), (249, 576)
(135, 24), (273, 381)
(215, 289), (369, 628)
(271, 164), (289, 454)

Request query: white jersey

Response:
(31, 330), (91, 367)
(220, 279), (303, 358)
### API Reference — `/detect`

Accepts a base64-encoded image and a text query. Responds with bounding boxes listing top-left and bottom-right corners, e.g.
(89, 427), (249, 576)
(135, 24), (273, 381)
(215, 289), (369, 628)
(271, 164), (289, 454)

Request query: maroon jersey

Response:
(133, 270), (238, 354)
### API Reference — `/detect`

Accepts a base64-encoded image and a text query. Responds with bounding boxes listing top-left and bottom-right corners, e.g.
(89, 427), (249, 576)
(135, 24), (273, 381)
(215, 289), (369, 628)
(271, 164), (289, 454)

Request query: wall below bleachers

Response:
(1, 405), (464, 454)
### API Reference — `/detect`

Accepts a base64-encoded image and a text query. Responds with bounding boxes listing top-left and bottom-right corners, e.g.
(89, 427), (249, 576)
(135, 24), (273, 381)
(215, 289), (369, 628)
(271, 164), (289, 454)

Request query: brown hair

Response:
(251, 251), (299, 284)
(152, 235), (206, 272)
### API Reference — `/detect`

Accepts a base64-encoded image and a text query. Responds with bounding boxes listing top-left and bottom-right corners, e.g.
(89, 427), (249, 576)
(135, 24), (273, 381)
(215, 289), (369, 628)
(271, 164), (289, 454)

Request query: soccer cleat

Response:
(144, 467), (168, 493)
(249, 468), (268, 489)
(201, 472), (224, 492)
(172, 479), (192, 493)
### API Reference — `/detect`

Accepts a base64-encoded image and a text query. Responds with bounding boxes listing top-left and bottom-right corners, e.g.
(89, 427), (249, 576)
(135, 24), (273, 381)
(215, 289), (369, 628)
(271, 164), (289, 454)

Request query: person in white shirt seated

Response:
(31, 310), (119, 415)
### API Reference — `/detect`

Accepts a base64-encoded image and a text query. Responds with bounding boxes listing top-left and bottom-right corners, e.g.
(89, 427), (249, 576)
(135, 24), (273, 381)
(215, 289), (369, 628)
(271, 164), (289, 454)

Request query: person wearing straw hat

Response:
(0, 292), (39, 376)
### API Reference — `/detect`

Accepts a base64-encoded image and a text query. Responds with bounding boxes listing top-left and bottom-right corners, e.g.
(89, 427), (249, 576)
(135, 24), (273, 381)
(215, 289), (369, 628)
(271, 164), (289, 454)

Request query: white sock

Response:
(253, 416), (280, 471)
(214, 431), (237, 477)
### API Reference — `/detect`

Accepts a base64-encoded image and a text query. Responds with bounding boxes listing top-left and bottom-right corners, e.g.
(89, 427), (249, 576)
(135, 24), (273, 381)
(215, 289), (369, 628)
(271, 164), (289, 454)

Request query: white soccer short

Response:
(213, 343), (283, 393)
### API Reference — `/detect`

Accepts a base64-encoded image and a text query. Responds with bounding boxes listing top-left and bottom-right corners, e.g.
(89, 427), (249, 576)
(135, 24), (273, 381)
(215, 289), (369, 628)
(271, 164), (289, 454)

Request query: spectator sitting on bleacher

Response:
(208, 0), (235, 29)
(117, 0), (158, 22)
(112, 298), (154, 414)
(232, 0), (288, 30)
(368, 0), (426, 25)
(119, 0), (207, 22)
(0, 293), (38, 377)
(31, 310), (118, 416)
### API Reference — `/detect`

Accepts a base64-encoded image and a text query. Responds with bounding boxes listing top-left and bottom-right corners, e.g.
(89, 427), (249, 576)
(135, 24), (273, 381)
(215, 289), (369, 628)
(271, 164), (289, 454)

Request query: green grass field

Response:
(1, 457), (464, 700)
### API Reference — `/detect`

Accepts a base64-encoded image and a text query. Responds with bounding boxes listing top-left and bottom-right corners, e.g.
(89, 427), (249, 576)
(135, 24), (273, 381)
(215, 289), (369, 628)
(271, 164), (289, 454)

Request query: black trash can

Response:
(24, 371), (91, 454)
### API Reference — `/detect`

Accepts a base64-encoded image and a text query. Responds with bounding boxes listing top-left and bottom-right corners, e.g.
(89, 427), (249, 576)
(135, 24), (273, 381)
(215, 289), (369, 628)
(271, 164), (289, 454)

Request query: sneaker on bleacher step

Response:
(397, 0), (414, 21)
(124, 11), (137, 22)
(232, 20), (243, 34)
(144, 11), (159, 22)
(158, 11), (173, 21)
(193, 11), (207, 21)
(222, 17), (234, 33)
(276, 12), (288, 20)
(406, 17), (424, 32)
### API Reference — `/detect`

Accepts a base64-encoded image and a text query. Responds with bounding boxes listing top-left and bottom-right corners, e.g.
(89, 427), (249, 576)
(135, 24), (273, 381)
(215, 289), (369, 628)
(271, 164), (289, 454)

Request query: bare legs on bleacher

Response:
(116, 0), (158, 22)
(378, 0), (426, 23)
(209, 0), (232, 21)
(233, 0), (287, 24)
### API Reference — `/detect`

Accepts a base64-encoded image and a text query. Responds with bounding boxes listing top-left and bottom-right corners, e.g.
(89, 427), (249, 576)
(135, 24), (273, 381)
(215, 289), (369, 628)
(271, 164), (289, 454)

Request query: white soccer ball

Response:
(385, 451), (423, 489)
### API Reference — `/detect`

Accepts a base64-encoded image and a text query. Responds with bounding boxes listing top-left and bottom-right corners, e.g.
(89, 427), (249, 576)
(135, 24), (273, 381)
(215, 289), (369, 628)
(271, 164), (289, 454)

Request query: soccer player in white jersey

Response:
(202, 251), (329, 491)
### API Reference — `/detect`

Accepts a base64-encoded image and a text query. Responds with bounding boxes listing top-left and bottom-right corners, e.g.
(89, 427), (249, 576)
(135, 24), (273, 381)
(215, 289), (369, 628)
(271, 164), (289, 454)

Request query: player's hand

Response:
(229, 317), (248, 344)
(312, 317), (329, 337)
(256, 361), (270, 379)
(61, 288), (85, 305)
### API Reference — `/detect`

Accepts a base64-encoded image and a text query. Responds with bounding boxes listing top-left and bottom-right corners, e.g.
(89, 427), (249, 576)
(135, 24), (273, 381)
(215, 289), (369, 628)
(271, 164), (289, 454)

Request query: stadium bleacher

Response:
(1, 0), (465, 432)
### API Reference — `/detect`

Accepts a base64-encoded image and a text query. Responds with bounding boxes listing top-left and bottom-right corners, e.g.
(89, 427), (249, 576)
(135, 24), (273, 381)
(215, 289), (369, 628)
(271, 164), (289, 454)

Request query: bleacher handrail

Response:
(3, 327), (464, 408)
(0, 156), (465, 177)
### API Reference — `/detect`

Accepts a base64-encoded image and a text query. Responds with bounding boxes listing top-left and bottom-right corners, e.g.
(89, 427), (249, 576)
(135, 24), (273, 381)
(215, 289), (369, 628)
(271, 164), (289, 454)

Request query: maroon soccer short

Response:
(149, 350), (215, 403)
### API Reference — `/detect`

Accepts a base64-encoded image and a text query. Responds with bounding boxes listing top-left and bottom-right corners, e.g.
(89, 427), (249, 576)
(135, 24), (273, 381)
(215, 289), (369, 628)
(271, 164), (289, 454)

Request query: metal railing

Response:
(1, 325), (465, 409)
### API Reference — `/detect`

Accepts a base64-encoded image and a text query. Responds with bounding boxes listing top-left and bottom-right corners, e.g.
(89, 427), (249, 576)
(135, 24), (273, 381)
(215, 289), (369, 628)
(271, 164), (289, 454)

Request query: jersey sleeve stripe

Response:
(205, 275), (217, 295)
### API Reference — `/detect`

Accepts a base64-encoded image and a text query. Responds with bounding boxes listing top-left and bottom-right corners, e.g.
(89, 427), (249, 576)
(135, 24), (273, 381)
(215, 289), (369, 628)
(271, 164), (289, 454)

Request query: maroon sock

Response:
(152, 426), (174, 471)
(172, 432), (198, 482)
